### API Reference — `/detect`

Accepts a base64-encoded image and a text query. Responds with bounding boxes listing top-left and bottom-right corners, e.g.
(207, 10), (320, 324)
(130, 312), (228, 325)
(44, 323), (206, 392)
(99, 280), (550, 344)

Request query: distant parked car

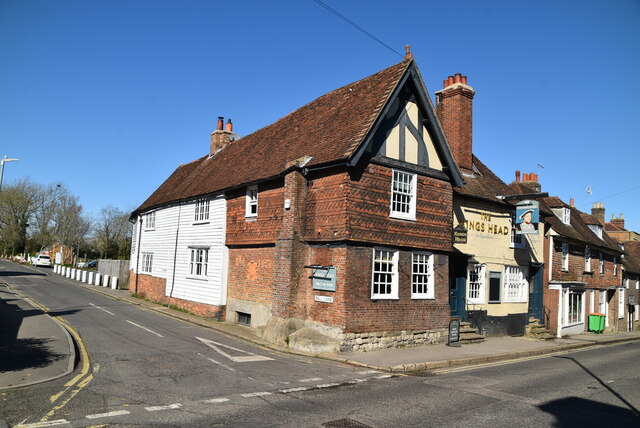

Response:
(77, 261), (87, 268)
(33, 255), (52, 267)
(86, 260), (97, 268)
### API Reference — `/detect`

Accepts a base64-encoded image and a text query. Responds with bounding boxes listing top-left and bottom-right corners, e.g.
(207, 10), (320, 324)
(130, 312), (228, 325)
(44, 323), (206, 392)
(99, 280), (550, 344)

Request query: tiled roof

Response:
(605, 222), (625, 232)
(623, 241), (640, 274)
(135, 59), (412, 214)
(453, 156), (511, 203)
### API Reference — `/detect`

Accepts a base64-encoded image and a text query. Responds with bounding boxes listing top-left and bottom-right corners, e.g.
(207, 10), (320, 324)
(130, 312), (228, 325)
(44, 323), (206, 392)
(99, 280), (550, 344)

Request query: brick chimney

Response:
(435, 74), (475, 171)
(591, 202), (605, 224)
(210, 117), (235, 154)
(611, 213), (625, 230)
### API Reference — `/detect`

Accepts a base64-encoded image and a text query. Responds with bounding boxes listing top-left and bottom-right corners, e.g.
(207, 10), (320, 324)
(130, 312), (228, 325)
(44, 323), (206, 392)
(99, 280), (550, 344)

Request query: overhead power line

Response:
(312, 0), (405, 59)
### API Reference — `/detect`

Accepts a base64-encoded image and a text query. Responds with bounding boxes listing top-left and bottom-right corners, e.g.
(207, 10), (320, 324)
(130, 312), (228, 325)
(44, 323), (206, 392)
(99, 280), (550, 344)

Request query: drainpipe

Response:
(168, 204), (182, 307)
(134, 216), (143, 294)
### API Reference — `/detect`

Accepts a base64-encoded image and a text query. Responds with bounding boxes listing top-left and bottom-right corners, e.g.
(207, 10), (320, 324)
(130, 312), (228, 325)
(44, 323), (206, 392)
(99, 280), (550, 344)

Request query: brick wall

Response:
(129, 271), (225, 319)
(436, 81), (474, 171)
(551, 240), (621, 288)
(227, 247), (276, 305)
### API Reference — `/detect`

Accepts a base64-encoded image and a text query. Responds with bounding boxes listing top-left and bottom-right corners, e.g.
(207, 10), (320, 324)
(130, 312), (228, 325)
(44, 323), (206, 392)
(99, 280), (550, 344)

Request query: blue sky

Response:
(1, 0), (639, 231)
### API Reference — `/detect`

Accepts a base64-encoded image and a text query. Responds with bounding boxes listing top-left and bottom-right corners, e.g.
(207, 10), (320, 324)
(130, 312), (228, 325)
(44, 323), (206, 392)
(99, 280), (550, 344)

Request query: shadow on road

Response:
(0, 270), (47, 277)
(539, 396), (639, 426)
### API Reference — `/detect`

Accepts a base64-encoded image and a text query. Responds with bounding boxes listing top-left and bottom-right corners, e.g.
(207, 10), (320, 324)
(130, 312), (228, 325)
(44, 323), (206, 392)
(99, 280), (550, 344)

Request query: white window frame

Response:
(636, 304), (640, 322)
(411, 252), (434, 299)
(390, 170), (416, 221)
(246, 186), (258, 218)
(141, 253), (153, 274)
(599, 252), (604, 274)
(584, 247), (591, 272)
(188, 247), (209, 279)
(561, 242), (569, 271)
(467, 264), (485, 305)
(618, 288), (625, 319)
(562, 207), (571, 225)
(504, 266), (528, 303)
(613, 257), (618, 276)
(371, 248), (399, 299)
(567, 289), (584, 324)
(194, 198), (210, 223)
(510, 214), (525, 249)
(144, 211), (156, 230)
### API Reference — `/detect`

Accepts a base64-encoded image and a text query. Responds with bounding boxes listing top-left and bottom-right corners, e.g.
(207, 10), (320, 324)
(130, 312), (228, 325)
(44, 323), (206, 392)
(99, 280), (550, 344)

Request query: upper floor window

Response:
(584, 247), (591, 272)
(412, 252), (434, 299)
(588, 224), (603, 239)
(561, 242), (569, 271)
(372, 249), (398, 299)
(618, 288), (625, 318)
(510, 214), (524, 249)
(562, 207), (571, 225)
(246, 186), (258, 218)
(141, 253), (153, 274)
(599, 252), (605, 274)
(194, 198), (210, 222)
(613, 256), (618, 276)
(390, 170), (416, 220)
(144, 211), (156, 230)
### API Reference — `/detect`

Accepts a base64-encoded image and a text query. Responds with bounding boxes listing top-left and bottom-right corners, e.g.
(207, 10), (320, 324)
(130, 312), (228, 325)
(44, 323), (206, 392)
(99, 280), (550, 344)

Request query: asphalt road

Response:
(1, 260), (639, 427)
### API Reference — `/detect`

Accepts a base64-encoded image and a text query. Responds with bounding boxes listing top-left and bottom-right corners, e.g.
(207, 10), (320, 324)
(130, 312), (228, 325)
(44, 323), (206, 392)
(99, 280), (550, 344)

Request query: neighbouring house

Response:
(621, 241), (640, 331)
(603, 209), (640, 243)
(51, 244), (74, 265)
(540, 198), (623, 337)
(130, 50), (470, 353)
(438, 74), (547, 337)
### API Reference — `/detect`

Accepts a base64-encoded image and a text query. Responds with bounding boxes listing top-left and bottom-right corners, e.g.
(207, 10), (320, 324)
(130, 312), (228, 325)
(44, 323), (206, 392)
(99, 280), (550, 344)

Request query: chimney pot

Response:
(515, 170), (521, 182)
(454, 73), (462, 83)
(570, 198), (575, 207)
(461, 76), (468, 85)
(404, 45), (412, 60)
(225, 118), (233, 132)
(217, 116), (224, 131)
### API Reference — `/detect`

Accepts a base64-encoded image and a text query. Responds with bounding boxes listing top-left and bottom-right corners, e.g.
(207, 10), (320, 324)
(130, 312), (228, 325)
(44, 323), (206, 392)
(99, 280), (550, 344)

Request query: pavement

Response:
(2, 267), (640, 390)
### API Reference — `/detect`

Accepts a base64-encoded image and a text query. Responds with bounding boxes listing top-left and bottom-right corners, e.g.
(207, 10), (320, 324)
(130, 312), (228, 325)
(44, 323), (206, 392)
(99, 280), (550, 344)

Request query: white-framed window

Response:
(561, 242), (569, 271)
(568, 289), (583, 324)
(390, 170), (416, 220)
(246, 186), (258, 217)
(194, 198), (210, 222)
(584, 247), (591, 272)
(562, 207), (571, 225)
(467, 264), (485, 304)
(613, 257), (618, 276)
(412, 252), (434, 299)
(144, 211), (156, 230)
(599, 252), (604, 274)
(141, 253), (153, 273)
(588, 224), (603, 239)
(636, 304), (640, 321)
(372, 248), (398, 299)
(510, 214), (524, 249)
(504, 266), (528, 302)
(618, 288), (625, 318)
(189, 247), (209, 278)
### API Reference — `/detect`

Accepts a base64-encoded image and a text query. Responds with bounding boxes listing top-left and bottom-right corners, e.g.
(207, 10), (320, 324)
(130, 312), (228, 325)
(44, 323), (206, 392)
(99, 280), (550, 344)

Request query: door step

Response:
(526, 318), (554, 340)
(458, 321), (485, 344)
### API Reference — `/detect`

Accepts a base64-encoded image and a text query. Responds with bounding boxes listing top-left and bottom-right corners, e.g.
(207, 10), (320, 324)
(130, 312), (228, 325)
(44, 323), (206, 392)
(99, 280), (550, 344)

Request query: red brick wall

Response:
(304, 171), (349, 242)
(129, 271), (225, 319)
(228, 247), (276, 305)
(226, 180), (284, 246)
(551, 240), (621, 288)
(436, 84), (474, 171)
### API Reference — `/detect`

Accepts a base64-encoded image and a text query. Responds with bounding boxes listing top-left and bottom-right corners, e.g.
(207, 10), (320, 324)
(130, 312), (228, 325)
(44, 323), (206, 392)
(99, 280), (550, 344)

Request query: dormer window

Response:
(246, 186), (258, 218)
(562, 207), (571, 225)
(588, 224), (603, 239)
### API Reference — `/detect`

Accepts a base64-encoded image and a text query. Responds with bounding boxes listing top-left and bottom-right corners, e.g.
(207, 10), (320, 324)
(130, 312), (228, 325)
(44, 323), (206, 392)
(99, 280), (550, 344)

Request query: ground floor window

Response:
(141, 253), (153, 273)
(372, 248), (398, 299)
(568, 289), (584, 324)
(411, 252), (434, 299)
(504, 266), (528, 302)
(468, 264), (485, 304)
(189, 248), (209, 278)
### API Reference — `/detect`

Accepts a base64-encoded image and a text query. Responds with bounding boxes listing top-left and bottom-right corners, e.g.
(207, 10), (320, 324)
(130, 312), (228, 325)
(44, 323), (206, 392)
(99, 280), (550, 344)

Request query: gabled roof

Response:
(623, 241), (640, 275)
(542, 197), (622, 254)
(133, 58), (461, 215)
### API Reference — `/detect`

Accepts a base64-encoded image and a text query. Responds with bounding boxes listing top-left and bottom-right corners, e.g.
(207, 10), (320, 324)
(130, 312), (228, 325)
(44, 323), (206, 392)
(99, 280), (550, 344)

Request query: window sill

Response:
(245, 216), (257, 221)
(390, 214), (416, 222)
(186, 276), (209, 281)
(411, 296), (435, 300)
(193, 221), (210, 226)
(371, 297), (399, 301)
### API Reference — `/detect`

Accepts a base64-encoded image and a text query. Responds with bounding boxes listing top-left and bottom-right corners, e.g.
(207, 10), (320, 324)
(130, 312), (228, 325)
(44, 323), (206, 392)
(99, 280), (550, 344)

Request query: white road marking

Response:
(299, 377), (322, 383)
(358, 370), (379, 375)
(145, 403), (182, 412)
(279, 387), (311, 393)
(241, 392), (271, 398)
(316, 383), (340, 388)
(16, 421), (69, 427)
(203, 397), (230, 404)
(196, 336), (273, 362)
(86, 410), (130, 419)
(89, 303), (115, 315)
(376, 374), (393, 379)
(126, 320), (164, 337)
(207, 357), (238, 372)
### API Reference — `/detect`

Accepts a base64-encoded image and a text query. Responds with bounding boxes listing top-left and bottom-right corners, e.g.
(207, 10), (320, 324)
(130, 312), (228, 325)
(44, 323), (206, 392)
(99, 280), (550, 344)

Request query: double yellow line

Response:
(18, 295), (94, 423)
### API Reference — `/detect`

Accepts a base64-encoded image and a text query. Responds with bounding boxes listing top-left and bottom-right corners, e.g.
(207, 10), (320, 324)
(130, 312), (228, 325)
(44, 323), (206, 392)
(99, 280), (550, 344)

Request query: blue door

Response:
(528, 265), (544, 320)
(450, 257), (467, 320)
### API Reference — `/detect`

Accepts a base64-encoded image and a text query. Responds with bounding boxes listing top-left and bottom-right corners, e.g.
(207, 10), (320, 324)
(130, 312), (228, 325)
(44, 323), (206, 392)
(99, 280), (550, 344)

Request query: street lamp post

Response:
(0, 155), (19, 192)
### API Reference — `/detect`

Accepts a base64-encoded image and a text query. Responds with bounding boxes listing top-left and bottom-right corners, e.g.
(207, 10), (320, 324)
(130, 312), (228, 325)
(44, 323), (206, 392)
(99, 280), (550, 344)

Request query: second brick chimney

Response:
(210, 116), (235, 154)
(611, 213), (625, 230)
(435, 73), (475, 171)
(591, 202), (605, 224)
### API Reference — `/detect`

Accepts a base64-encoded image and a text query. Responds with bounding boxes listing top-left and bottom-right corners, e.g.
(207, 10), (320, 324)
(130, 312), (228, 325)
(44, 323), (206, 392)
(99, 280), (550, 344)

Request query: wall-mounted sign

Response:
(311, 266), (337, 292)
(315, 295), (334, 303)
(629, 295), (636, 305)
(516, 200), (539, 234)
(453, 224), (468, 244)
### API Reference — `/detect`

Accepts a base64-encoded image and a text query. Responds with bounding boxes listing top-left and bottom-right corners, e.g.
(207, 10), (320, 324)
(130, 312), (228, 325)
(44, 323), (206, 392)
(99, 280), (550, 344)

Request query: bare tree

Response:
(0, 179), (39, 255)
(53, 192), (90, 264)
(30, 183), (64, 252)
(94, 205), (131, 259)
